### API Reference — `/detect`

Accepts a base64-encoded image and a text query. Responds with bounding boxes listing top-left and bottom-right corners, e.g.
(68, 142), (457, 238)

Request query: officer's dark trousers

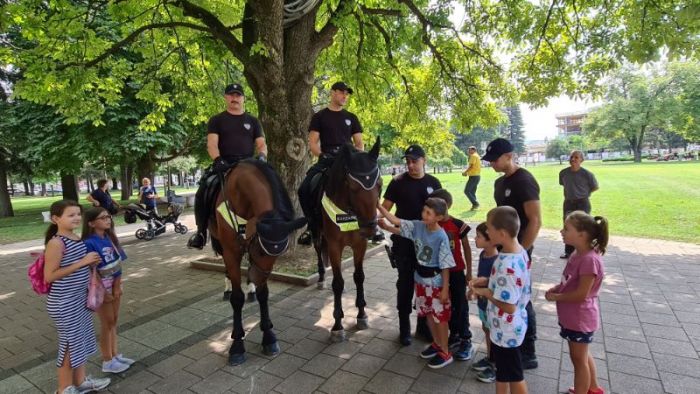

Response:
(449, 271), (471, 341)
(563, 198), (591, 255)
(522, 246), (537, 360)
(298, 158), (334, 226)
(193, 171), (213, 233)
(391, 235), (430, 339)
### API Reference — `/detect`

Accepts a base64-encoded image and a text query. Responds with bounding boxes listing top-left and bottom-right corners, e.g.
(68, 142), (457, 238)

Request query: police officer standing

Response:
(187, 83), (267, 249)
(381, 145), (441, 346)
(297, 81), (364, 244)
(482, 137), (541, 369)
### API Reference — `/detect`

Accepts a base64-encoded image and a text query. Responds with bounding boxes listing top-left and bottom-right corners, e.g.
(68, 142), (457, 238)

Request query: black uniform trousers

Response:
(298, 156), (335, 228)
(562, 198), (591, 255)
(391, 235), (430, 338)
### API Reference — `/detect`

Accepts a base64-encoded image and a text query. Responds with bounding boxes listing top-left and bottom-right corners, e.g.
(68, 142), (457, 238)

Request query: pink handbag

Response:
(87, 265), (105, 311)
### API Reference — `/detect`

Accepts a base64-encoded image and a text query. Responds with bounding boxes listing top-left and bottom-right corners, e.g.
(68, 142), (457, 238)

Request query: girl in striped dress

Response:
(43, 200), (111, 394)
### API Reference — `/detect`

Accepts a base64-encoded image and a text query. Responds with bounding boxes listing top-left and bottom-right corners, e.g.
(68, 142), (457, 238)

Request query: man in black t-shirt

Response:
(87, 179), (120, 215)
(297, 81), (364, 244)
(381, 145), (441, 346)
(482, 137), (541, 369)
(187, 83), (268, 249)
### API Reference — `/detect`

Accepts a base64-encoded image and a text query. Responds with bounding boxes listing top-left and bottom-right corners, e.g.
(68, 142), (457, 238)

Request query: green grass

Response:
(399, 160), (700, 244)
(0, 186), (197, 244)
(2, 162), (699, 244)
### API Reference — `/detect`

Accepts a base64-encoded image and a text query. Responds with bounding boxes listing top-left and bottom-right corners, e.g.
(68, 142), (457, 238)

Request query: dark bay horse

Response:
(210, 159), (306, 365)
(314, 138), (382, 341)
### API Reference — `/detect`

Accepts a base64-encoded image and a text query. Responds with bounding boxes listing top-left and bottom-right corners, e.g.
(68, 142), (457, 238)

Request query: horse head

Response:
(332, 137), (383, 238)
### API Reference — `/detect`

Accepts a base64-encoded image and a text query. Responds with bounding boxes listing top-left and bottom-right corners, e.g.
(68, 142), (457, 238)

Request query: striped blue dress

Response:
(46, 236), (97, 368)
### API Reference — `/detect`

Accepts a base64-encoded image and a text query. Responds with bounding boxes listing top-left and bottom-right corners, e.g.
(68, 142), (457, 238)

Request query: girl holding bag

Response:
(43, 200), (110, 394)
(83, 207), (135, 374)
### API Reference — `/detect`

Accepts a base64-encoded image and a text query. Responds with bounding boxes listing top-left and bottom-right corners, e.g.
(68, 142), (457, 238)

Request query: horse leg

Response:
(223, 277), (232, 301)
(353, 240), (369, 330)
(256, 283), (280, 356)
(246, 280), (257, 303)
(315, 241), (325, 290)
(329, 244), (346, 342)
(228, 285), (246, 365)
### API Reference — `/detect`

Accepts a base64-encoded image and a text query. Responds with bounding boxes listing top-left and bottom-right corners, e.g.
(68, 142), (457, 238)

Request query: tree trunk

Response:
(40, 182), (47, 197)
(0, 162), (14, 217)
(120, 162), (133, 201)
(23, 179), (30, 196)
(86, 174), (93, 192)
(60, 173), (80, 201)
(136, 153), (156, 185)
(111, 177), (119, 190)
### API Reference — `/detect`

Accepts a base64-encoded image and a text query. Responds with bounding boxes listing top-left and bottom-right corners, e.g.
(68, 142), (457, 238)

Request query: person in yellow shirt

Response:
(462, 146), (482, 210)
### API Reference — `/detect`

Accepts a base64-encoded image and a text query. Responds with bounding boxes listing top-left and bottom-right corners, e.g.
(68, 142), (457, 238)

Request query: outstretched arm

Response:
(377, 203), (401, 226)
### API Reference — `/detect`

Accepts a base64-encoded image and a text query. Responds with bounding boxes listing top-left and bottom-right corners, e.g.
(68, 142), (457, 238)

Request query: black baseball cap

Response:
(481, 138), (514, 162)
(331, 81), (353, 94)
(224, 83), (244, 95)
(402, 144), (426, 160)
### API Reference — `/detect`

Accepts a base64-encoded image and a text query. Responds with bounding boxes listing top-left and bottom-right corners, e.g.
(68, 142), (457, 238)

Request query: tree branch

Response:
(313, 0), (356, 54)
(57, 22), (210, 70)
(528, 0), (558, 72)
(359, 5), (402, 17)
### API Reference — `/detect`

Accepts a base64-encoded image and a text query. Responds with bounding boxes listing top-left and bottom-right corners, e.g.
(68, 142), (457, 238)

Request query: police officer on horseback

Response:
(187, 83), (268, 249)
(297, 81), (364, 244)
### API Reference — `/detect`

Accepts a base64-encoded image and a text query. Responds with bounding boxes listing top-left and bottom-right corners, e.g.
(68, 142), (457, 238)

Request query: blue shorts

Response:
(559, 325), (594, 344)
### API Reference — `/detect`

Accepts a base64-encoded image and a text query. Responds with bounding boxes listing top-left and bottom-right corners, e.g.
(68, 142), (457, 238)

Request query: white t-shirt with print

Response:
(487, 249), (531, 348)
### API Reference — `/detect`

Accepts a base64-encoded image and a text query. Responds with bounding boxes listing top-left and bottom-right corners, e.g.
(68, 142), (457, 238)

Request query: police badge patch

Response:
(427, 187), (434, 194)
(244, 123), (251, 130)
(505, 188), (511, 197)
(344, 119), (351, 126)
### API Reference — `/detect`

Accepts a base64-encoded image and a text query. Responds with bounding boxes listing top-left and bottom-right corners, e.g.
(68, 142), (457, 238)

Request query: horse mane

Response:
(325, 144), (355, 199)
(241, 159), (295, 222)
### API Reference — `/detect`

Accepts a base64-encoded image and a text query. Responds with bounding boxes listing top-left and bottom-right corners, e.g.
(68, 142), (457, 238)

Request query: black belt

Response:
(565, 197), (590, 202)
(415, 265), (441, 278)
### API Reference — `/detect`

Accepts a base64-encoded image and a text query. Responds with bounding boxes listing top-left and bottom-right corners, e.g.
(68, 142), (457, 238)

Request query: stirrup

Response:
(297, 230), (312, 246)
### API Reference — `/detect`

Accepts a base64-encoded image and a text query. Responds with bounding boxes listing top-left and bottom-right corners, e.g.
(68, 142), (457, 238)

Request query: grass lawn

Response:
(407, 160), (700, 244)
(1, 162), (699, 245)
(0, 186), (197, 244)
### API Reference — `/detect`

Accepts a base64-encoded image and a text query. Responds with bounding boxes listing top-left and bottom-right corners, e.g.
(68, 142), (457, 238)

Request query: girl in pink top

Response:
(545, 211), (609, 394)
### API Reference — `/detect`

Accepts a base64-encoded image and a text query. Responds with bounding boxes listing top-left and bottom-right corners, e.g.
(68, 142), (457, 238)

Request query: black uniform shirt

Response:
(208, 111), (263, 161)
(493, 168), (540, 242)
(308, 108), (362, 154)
(383, 173), (442, 220)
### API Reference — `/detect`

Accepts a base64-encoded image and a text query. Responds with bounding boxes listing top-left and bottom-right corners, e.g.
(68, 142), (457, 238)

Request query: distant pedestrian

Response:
(462, 146), (481, 210)
(43, 200), (110, 394)
(86, 179), (120, 215)
(138, 178), (158, 212)
(83, 207), (135, 375)
(559, 151), (599, 259)
(546, 211), (608, 394)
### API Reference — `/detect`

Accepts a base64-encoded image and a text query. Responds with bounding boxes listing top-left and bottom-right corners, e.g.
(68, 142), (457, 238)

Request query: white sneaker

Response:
(59, 386), (80, 394)
(114, 353), (136, 365)
(77, 375), (111, 393)
(102, 358), (129, 373)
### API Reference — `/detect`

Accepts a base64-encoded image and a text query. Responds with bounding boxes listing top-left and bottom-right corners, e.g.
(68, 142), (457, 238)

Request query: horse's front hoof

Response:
(228, 352), (246, 366)
(317, 281), (325, 290)
(246, 292), (257, 303)
(330, 329), (346, 343)
(262, 341), (281, 357)
(356, 317), (369, 330)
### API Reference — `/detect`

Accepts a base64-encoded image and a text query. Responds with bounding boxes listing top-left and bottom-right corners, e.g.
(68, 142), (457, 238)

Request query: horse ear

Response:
(285, 217), (308, 233)
(369, 137), (381, 160)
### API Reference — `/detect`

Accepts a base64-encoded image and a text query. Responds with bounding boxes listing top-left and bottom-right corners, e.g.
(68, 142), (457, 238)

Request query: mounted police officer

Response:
(187, 83), (268, 249)
(297, 81), (364, 244)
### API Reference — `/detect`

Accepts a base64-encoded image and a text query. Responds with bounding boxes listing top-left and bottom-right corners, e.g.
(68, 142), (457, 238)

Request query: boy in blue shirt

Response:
(378, 198), (456, 368)
(471, 206), (530, 394)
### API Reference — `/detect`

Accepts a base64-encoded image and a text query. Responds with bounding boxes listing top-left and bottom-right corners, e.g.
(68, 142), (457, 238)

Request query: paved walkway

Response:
(1, 221), (699, 394)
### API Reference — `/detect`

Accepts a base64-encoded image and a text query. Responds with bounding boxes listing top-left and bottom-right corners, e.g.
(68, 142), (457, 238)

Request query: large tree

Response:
(4, 0), (699, 208)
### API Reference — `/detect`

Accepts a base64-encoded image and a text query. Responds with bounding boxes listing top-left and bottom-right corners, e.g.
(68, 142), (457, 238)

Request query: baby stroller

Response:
(124, 201), (188, 241)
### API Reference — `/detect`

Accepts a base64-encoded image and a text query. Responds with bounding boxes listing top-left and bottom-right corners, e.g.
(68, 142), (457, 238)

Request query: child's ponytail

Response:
(566, 211), (610, 255)
(592, 216), (609, 255)
(44, 223), (58, 245)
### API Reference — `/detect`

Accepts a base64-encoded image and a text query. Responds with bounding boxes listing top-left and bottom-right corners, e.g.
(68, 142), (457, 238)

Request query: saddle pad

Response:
(321, 193), (359, 232)
(217, 202), (247, 235)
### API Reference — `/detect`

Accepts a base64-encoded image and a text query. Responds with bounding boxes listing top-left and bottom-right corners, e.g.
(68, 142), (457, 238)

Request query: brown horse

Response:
(210, 159), (306, 365)
(313, 138), (382, 341)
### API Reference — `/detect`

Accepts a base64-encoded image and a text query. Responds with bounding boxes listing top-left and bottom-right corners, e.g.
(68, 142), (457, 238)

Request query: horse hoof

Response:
(246, 292), (257, 303)
(317, 281), (325, 290)
(330, 329), (346, 343)
(356, 317), (369, 330)
(262, 341), (280, 357)
(222, 290), (232, 301)
(228, 352), (246, 366)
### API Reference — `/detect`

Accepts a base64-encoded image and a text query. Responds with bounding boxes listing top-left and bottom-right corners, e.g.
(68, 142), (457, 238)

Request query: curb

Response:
(189, 243), (386, 287)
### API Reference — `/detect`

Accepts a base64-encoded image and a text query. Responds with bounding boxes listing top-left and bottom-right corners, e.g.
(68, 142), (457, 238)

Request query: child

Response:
(138, 177), (158, 212)
(545, 211), (608, 394)
(468, 222), (499, 383)
(428, 189), (474, 361)
(470, 206), (530, 394)
(377, 198), (456, 368)
(43, 200), (111, 394)
(82, 207), (135, 374)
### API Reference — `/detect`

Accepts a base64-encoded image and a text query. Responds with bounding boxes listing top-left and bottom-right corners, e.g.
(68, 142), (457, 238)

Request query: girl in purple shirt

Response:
(545, 211), (609, 394)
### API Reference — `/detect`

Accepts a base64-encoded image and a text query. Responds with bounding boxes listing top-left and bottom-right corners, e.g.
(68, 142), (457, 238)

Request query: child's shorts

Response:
(492, 344), (523, 382)
(559, 325), (595, 344)
(415, 284), (451, 324)
(478, 308), (489, 329)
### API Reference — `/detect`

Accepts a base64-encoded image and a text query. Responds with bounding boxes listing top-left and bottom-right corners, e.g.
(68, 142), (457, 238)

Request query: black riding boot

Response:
(399, 313), (412, 346)
(187, 179), (209, 249)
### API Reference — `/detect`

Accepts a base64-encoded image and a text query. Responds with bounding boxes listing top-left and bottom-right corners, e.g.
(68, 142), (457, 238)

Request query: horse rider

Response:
(297, 81), (364, 244)
(187, 83), (268, 250)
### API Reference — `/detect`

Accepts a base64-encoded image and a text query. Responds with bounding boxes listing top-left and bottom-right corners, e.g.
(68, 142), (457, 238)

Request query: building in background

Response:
(556, 110), (588, 137)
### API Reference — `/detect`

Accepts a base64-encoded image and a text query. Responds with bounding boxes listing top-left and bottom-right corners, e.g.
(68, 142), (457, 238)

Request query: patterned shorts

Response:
(415, 284), (451, 324)
(559, 325), (594, 344)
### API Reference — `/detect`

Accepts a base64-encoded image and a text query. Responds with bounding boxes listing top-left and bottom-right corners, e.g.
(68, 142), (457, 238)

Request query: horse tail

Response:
(211, 235), (223, 256)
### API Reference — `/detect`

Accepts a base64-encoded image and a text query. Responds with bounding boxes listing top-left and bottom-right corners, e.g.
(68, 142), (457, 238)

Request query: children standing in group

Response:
(377, 198), (456, 368)
(470, 206), (530, 394)
(469, 222), (499, 383)
(43, 200), (111, 394)
(428, 189), (474, 361)
(545, 211), (608, 394)
(83, 207), (135, 374)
